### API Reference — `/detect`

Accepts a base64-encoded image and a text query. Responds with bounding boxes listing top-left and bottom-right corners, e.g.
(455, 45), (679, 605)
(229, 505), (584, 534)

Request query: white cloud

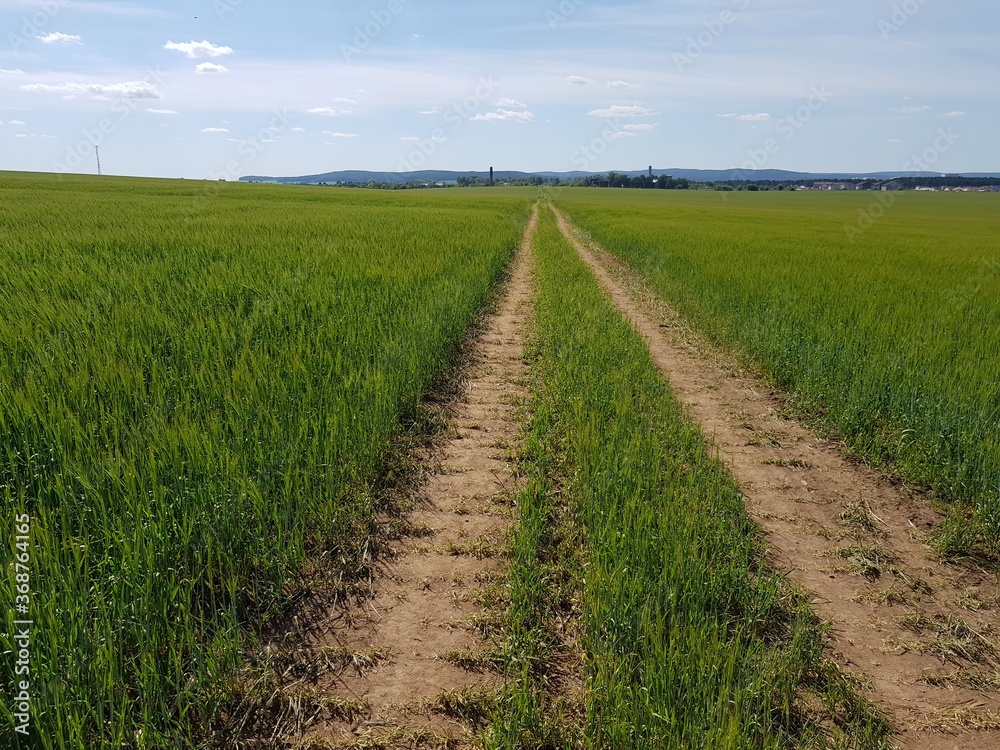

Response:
(330, 97), (358, 104)
(606, 131), (636, 140)
(588, 105), (654, 118)
(307, 107), (353, 116)
(291, 127), (306, 132)
(472, 109), (535, 123)
(323, 131), (358, 138)
(8, 119), (25, 126)
(607, 80), (634, 89)
(418, 107), (442, 115)
(14, 133), (28, 138)
(36, 32), (82, 44)
(146, 108), (179, 115)
(892, 105), (930, 114)
(941, 111), (966, 118)
(887, 138), (903, 144)
(402, 134), (446, 143)
(624, 123), (656, 131)
(566, 76), (592, 86)
(201, 127), (229, 133)
(21, 81), (160, 99)
(195, 62), (229, 75)
(0, 68), (25, 75)
(496, 97), (526, 107)
(164, 40), (233, 59)
(718, 112), (771, 122)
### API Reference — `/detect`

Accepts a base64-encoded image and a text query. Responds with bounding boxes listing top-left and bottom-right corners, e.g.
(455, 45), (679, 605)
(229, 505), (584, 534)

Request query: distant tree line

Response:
(310, 174), (997, 192)
(603, 172), (691, 189)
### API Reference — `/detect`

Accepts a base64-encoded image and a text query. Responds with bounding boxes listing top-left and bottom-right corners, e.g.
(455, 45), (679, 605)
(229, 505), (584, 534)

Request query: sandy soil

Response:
(552, 204), (999, 750)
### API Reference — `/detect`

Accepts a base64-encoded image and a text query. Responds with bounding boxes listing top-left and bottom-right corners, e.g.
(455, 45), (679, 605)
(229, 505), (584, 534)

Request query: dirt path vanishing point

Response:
(283, 208), (538, 749)
(551, 204), (1000, 750)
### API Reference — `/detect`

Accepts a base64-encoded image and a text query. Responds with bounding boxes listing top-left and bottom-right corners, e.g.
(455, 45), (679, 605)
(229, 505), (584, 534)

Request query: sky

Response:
(1, 0), (997, 179)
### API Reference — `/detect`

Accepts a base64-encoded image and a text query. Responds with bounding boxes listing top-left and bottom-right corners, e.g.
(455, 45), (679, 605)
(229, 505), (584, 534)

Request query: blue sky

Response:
(1, 0), (997, 178)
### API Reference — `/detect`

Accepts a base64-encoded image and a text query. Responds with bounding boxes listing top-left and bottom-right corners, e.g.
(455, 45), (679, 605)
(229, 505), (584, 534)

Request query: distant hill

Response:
(240, 168), (1000, 185)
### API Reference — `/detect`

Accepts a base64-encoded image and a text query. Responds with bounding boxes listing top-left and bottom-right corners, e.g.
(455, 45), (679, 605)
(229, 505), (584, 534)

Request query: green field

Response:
(552, 189), (1000, 554)
(0, 173), (531, 748)
(3, 174), (997, 747)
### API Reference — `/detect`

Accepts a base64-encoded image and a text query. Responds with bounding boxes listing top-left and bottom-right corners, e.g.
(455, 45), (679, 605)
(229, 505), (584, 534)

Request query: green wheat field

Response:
(1, 173), (996, 748)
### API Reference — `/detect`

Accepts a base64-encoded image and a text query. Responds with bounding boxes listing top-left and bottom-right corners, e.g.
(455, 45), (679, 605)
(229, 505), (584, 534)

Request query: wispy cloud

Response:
(624, 123), (656, 131)
(323, 131), (358, 138)
(566, 75), (592, 86)
(496, 97), (526, 107)
(195, 62), (229, 75)
(891, 105), (930, 114)
(401, 134), (446, 143)
(201, 127), (229, 133)
(607, 80), (635, 89)
(0, 68), (25, 75)
(21, 80), (160, 99)
(146, 108), (179, 115)
(718, 112), (772, 122)
(472, 108), (535, 123)
(36, 32), (82, 45)
(941, 111), (966, 118)
(307, 106), (354, 116)
(588, 105), (654, 118)
(164, 40), (234, 59)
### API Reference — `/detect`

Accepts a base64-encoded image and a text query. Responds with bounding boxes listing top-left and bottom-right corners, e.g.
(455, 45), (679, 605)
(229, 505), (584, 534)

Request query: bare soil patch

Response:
(552, 204), (1000, 750)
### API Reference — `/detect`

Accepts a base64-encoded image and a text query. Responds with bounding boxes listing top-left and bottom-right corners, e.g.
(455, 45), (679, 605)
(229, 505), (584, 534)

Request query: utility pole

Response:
(95, 146), (102, 176)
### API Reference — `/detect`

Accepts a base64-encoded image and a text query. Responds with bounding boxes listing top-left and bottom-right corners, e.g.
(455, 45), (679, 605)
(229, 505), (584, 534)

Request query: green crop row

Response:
(492, 205), (887, 748)
(553, 189), (1000, 554)
(0, 174), (531, 748)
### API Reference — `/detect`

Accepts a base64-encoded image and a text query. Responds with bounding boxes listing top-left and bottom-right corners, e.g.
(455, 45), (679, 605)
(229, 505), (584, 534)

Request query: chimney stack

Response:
(490, 167), (494, 186)
(649, 165), (653, 178)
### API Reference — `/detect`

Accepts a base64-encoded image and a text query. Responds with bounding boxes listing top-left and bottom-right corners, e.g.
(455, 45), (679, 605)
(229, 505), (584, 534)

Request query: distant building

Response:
(813, 181), (855, 190)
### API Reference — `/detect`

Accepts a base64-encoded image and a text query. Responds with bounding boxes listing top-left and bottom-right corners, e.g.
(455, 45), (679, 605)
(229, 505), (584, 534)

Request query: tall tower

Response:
(95, 146), (102, 176)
